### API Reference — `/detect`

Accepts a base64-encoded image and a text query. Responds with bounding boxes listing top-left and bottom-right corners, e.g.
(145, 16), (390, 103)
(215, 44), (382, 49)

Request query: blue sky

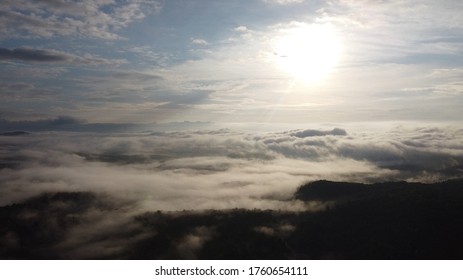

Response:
(1, 0), (462, 127)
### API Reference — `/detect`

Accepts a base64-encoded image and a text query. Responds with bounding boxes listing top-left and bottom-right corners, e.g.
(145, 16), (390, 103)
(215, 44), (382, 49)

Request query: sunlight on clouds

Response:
(264, 0), (306, 5)
(0, 0), (462, 125)
(272, 23), (343, 84)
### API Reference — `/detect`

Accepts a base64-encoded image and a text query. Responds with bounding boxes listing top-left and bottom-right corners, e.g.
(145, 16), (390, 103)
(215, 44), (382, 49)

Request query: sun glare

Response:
(273, 23), (342, 84)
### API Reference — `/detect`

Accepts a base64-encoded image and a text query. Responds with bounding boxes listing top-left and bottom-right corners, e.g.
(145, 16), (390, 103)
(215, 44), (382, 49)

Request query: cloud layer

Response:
(0, 0), (162, 39)
(1, 123), (462, 211)
(1, 123), (462, 259)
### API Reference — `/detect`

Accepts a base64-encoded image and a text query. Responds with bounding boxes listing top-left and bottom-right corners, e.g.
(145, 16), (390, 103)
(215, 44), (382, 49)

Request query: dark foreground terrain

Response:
(1, 179), (463, 259)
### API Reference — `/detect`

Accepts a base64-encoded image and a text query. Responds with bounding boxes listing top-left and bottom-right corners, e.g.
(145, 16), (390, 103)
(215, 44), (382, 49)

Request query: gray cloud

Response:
(0, 116), (81, 130)
(0, 116), (144, 133)
(257, 126), (463, 181)
(263, 0), (305, 5)
(0, 47), (125, 65)
(174, 226), (215, 259)
(0, 0), (162, 39)
(78, 71), (164, 95)
(290, 128), (347, 138)
(0, 83), (35, 91)
(0, 47), (69, 62)
(0, 82), (61, 101)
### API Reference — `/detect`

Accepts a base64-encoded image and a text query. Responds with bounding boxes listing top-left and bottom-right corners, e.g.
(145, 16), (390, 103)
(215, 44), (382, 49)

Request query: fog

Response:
(1, 124), (462, 211)
(1, 123), (463, 259)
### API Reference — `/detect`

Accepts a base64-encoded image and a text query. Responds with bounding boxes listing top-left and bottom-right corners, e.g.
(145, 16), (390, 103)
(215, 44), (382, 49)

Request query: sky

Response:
(1, 0), (463, 209)
(0, 0), (462, 127)
(1, 1), (463, 260)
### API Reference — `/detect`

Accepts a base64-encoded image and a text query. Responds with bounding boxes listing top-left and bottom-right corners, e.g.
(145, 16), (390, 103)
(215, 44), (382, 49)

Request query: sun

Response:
(272, 23), (342, 84)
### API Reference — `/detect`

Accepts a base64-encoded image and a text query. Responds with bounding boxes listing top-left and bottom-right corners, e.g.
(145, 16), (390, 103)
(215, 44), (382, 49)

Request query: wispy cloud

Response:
(191, 38), (208, 45)
(263, 0), (306, 5)
(0, 0), (162, 39)
(0, 47), (126, 65)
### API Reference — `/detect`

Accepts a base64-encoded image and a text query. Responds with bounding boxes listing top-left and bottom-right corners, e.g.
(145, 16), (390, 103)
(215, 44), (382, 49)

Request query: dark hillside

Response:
(1, 179), (463, 259)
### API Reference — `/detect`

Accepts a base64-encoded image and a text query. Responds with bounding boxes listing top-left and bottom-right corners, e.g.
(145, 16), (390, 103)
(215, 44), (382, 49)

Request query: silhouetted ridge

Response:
(295, 180), (369, 201)
(294, 179), (463, 202)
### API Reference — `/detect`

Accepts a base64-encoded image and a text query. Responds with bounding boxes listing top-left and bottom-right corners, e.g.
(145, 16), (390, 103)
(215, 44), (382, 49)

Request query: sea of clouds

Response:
(1, 123), (463, 258)
(1, 123), (463, 211)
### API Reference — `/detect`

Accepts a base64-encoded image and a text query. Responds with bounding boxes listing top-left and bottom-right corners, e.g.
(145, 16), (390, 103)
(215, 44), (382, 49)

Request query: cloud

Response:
(128, 46), (172, 67)
(1, 123), (463, 258)
(0, 0), (163, 39)
(72, 71), (165, 100)
(0, 116), (83, 130)
(0, 123), (462, 214)
(290, 128), (347, 138)
(53, 205), (150, 259)
(254, 223), (295, 237)
(0, 47), (126, 65)
(234, 26), (250, 33)
(0, 81), (73, 103)
(0, 83), (52, 102)
(263, 0), (305, 5)
(0, 127), (372, 211)
(0, 47), (69, 62)
(0, 0), (461, 126)
(49, 116), (82, 126)
(174, 226), (214, 259)
(0, 191), (152, 259)
(0, 116), (145, 133)
(191, 38), (208, 45)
